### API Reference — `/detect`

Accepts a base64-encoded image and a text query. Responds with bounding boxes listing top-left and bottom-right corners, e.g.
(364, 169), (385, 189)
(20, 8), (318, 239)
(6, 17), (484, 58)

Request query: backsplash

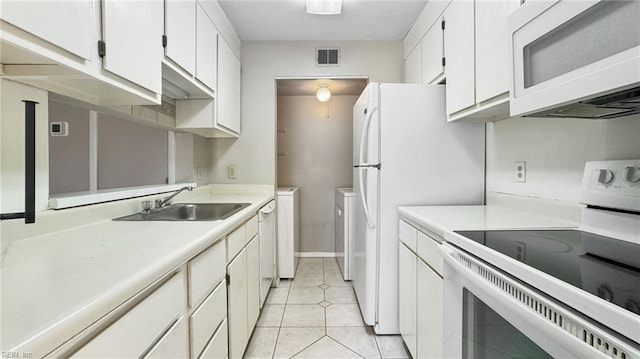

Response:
(486, 115), (640, 203)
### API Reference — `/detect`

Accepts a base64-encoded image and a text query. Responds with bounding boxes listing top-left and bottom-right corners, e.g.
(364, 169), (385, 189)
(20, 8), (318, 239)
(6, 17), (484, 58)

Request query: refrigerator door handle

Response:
(357, 104), (378, 230)
(358, 167), (375, 229)
(358, 104), (378, 165)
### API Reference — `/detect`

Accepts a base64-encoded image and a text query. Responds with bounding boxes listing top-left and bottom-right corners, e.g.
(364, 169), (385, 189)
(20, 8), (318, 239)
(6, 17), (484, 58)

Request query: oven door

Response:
(439, 243), (639, 359)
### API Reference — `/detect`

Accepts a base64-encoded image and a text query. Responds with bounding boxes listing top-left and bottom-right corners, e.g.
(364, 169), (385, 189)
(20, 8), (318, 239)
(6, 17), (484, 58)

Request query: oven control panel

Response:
(580, 159), (640, 212)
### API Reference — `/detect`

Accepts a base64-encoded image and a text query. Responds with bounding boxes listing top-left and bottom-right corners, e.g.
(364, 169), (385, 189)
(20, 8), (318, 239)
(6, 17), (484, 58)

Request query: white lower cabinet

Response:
(227, 247), (248, 359)
(417, 258), (443, 359)
(199, 320), (228, 359)
(72, 271), (187, 357)
(190, 281), (228, 358)
(398, 243), (417, 358)
(246, 235), (261, 333)
(226, 216), (261, 359)
(145, 316), (190, 358)
(398, 219), (444, 359)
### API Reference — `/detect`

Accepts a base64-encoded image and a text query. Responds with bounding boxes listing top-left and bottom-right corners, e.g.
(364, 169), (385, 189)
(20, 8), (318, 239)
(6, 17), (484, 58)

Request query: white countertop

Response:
(397, 205), (578, 239)
(2, 192), (272, 355)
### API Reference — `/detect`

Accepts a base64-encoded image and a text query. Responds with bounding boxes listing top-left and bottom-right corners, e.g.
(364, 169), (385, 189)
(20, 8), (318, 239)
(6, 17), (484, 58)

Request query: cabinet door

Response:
(145, 317), (189, 358)
(417, 259), (443, 359)
(0, 0), (93, 60)
(475, 0), (519, 103)
(246, 235), (260, 334)
(227, 249), (248, 359)
(421, 18), (445, 84)
(196, 3), (219, 91)
(165, 0), (196, 75)
(102, 0), (163, 93)
(404, 45), (422, 83)
(216, 38), (241, 133)
(398, 243), (417, 358)
(443, 0), (475, 115)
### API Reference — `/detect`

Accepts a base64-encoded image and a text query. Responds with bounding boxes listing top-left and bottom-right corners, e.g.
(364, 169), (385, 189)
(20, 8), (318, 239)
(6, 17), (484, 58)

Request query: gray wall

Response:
(97, 114), (168, 189)
(210, 40), (403, 185)
(48, 101), (90, 195)
(277, 95), (357, 253)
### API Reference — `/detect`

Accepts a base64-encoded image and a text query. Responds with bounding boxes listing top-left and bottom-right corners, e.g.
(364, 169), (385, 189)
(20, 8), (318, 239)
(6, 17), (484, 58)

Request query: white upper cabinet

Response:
(421, 18), (445, 85)
(404, 45), (422, 83)
(443, 0), (475, 117)
(443, 0), (520, 122)
(196, 3), (219, 92)
(101, 0), (163, 94)
(165, 0), (196, 75)
(0, 0), (93, 60)
(216, 37), (241, 134)
(475, 0), (519, 104)
(405, 0), (519, 122)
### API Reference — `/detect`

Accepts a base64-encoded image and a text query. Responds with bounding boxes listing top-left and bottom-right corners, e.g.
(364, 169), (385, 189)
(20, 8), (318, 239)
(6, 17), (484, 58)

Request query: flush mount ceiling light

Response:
(306, 0), (342, 15)
(316, 84), (331, 102)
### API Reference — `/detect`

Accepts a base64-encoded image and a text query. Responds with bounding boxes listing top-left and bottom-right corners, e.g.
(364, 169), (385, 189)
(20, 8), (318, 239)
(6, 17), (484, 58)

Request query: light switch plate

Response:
(227, 164), (236, 179)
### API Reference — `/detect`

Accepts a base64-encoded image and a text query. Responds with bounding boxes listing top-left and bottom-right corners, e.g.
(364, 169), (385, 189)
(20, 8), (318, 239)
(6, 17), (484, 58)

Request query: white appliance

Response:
(335, 187), (355, 280)
(276, 187), (299, 279)
(352, 83), (485, 334)
(258, 200), (276, 308)
(510, 0), (640, 119)
(441, 159), (640, 358)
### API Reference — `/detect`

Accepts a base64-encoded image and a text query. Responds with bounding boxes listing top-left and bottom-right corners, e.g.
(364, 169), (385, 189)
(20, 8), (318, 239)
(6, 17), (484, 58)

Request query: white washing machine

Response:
(335, 188), (355, 280)
(276, 187), (299, 278)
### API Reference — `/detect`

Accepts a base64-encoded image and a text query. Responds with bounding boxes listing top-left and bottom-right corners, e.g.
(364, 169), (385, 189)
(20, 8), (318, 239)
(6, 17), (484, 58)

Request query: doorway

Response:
(275, 78), (367, 256)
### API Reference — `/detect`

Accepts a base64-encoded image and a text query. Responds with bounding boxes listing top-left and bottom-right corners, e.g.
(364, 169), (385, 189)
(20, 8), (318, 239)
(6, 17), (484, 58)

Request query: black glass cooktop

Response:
(454, 230), (640, 316)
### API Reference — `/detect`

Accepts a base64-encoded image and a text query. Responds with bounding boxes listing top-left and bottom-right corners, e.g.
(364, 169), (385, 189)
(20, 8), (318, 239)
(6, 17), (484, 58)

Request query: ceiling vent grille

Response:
(316, 48), (340, 66)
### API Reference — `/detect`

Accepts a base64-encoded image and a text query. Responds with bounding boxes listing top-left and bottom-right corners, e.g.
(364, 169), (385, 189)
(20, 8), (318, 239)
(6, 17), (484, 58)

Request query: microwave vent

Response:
(526, 86), (640, 119)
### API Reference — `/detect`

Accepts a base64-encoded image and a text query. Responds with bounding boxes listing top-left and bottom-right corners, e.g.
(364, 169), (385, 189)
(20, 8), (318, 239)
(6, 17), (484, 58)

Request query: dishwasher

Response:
(258, 200), (276, 308)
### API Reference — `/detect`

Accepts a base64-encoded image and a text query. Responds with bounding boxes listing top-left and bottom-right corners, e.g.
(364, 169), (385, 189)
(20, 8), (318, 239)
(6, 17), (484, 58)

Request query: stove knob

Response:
(597, 169), (614, 185)
(624, 166), (640, 184)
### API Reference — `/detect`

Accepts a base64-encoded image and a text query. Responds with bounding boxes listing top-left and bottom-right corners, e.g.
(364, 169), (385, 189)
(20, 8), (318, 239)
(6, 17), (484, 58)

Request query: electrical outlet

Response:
(227, 164), (237, 179)
(197, 167), (203, 180)
(516, 161), (526, 183)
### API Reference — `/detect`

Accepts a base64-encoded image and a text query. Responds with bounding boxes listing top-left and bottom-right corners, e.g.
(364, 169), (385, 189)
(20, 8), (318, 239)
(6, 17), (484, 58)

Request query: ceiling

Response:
(217, 0), (428, 41)
(277, 78), (368, 96)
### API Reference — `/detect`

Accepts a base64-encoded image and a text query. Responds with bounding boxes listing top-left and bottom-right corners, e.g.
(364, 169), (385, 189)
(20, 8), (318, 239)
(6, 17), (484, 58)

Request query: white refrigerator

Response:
(352, 83), (485, 334)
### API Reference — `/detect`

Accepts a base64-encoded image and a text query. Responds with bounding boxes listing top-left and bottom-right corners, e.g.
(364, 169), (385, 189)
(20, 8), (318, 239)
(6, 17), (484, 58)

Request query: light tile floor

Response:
(244, 258), (411, 359)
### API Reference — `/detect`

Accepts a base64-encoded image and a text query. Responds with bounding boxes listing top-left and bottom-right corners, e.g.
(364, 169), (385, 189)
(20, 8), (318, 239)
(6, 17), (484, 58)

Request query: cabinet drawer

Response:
(399, 220), (417, 252)
(417, 231), (443, 276)
(245, 215), (258, 243)
(227, 224), (246, 261)
(145, 316), (189, 358)
(199, 320), (228, 359)
(190, 281), (227, 358)
(189, 240), (226, 307)
(72, 272), (186, 357)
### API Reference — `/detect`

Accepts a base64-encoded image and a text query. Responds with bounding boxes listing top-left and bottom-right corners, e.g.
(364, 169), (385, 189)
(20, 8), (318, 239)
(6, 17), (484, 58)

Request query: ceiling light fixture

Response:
(316, 84), (331, 102)
(306, 0), (342, 15)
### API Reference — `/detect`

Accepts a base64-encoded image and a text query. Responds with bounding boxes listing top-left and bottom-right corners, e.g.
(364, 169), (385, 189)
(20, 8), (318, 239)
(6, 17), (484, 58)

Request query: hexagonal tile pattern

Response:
(246, 258), (407, 359)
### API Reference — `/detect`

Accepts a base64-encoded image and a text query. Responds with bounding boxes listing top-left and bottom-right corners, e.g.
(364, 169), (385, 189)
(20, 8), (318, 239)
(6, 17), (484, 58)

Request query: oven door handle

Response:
(437, 243), (639, 359)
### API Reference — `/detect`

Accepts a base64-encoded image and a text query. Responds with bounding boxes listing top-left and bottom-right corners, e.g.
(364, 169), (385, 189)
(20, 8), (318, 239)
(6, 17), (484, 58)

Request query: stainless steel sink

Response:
(113, 203), (251, 221)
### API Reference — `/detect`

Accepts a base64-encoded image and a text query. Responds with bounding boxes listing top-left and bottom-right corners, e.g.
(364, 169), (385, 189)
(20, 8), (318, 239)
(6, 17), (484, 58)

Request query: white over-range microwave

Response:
(509, 0), (640, 119)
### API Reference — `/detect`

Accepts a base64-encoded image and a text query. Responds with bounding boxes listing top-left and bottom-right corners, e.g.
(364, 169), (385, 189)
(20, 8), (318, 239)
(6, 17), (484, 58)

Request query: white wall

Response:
(0, 80), (49, 213)
(209, 40), (404, 184)
(277, 95), (356, 253)
(486, 115), (640, 203)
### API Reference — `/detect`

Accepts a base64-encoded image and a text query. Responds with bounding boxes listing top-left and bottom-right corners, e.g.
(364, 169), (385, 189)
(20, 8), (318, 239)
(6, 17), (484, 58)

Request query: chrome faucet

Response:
(155, 186), (193, 208)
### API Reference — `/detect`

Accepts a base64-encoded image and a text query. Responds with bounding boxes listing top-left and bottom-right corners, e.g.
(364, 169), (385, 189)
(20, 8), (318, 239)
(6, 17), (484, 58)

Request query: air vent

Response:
(454, 251), (636, 359)
(316, 48), (340, 66)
